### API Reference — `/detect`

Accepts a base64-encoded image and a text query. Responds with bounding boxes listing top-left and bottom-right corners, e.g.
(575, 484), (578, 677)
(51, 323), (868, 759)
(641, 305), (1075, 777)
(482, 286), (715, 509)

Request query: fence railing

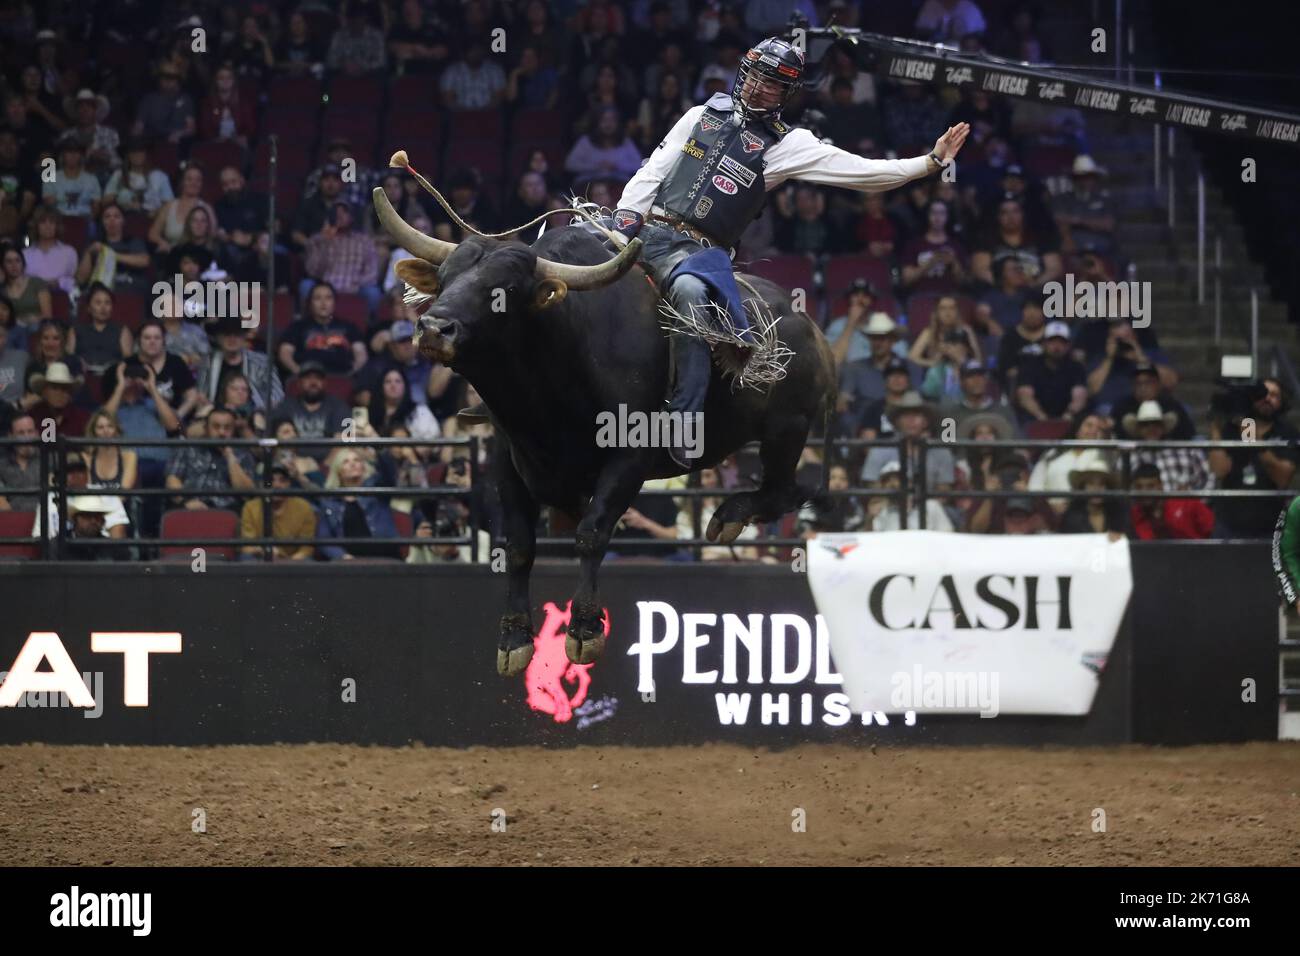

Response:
(0, 434), (1294, 560)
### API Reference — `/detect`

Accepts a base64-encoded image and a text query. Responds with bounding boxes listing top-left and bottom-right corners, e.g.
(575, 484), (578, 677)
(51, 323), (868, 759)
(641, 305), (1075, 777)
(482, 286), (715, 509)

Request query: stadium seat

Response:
(510, 109), (564, 143)
(332, 292), (370, 329)
(61, 216), (91, 250)
(0, 512), (38, 560)
(322, 374), (355, 403)
(445, 140), (504, 193)
(1023, 142), (1077, 179)
(266, 75), (323, 113)
(1024, 419), (1073, 442)
(392, 508), (412, 559)
(190, 140), (246, 181)
(745, 254), (815, 294)
(507, 139), (564, 180)
(148, 141), (180, 175)
(448, 109), (504, 142)
(821, 254), (893, 315)
(384, 112), (443, 165)
(50, 290), (71, 323)
(110, 290), (150, 333)
(905, 292), (977, 338)
(327, 74), (384, 110)
(390, 74), (440, 109)
(321, 111), (380, 161)
(160, 509), (240, 560)
(122, 212), (151, 242)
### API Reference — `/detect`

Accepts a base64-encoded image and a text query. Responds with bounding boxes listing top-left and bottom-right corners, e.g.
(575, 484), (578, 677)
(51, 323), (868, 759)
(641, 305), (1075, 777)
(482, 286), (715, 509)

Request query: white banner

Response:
(807, 532), (1132, 716)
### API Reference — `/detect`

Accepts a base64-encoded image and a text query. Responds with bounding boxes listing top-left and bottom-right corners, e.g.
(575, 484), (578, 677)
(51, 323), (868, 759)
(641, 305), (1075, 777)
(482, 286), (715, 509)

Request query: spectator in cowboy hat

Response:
(131, 62), (196, 145)
(860, 390), (955, 494)
(1126, 399), (1211, 491)
(27, 360), (89, 436)
(197, 315), (283, 415)
(1110, 361), (1196, 440)
(1054, 154), (1116, 257)
(825, 280), (899, 368)
(840, 312), (921, 418)
(1128, 462), (1214, 540)
(60, 495), (131, 560)
(1059, 462), (1127, 535)
(1014, 320), (1088, 423)
(56, 88), (120, 176)
(1028, 411), (1114, 514)
(866, 458), (954, 532)
(32, 455), (130, 541)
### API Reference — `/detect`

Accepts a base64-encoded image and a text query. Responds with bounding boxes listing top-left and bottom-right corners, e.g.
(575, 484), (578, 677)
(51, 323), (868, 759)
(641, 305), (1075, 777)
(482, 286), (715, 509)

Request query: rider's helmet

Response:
(733, 37), (806, 118)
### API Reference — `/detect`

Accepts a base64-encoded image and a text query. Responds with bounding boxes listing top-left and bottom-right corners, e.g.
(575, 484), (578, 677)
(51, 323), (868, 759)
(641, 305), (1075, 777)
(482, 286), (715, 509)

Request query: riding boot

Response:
(665, 334), (711, 469)
(457, 401), (491, 425)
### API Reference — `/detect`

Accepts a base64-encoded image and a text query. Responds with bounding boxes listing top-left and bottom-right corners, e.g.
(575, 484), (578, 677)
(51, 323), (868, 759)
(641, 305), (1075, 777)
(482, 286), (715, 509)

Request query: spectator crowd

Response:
(0, 0), (1294, 562)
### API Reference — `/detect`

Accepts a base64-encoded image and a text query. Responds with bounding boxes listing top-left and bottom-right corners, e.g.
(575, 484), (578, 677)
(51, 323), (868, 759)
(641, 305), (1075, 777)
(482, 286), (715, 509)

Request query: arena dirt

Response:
(3, 742), (1298, 866)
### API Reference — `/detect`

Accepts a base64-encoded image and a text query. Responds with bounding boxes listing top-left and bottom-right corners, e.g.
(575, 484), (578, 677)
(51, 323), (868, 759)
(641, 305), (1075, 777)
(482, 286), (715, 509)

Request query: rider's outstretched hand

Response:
(932, 122), (971, 164)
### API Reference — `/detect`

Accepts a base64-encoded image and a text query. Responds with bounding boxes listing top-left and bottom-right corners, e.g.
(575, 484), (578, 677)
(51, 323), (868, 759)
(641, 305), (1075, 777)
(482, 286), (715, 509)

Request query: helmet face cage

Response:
(733, 40), (804, 118)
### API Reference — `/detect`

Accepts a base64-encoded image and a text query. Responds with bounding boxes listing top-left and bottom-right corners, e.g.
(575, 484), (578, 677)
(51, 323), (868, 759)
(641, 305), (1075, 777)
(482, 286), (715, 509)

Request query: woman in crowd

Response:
(148, 163), (215, 257)
(68, 282), (133, 374)
(369, 366), (440, 444)
(674, 467), (762, 561)
(24, 208), (78, 293)
(219, 372), (265, 437)
(75, 202), (151, 292)
(1059, 464), (1127, 535)
(198, 63), (255, 147)
(564, 106), (642, 186)
(2, 243), (52, 334)
(83, 408), (138, 532)
(273, 419), (324, 488)
(909, 295), (982, 367)
(316, 448), (401, 561)
(636, 71), (690, 153)
(103, 139), (175, 215)
(1027, 411), (1113, 515)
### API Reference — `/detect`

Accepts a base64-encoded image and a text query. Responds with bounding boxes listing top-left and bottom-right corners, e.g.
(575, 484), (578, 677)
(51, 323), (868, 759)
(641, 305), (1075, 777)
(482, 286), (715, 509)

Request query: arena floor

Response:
(3, 742), (1298, 866)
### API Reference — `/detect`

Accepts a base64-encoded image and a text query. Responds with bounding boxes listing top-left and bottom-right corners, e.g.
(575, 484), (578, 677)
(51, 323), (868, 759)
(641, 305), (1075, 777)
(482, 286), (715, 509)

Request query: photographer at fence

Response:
(1208, 378), (1299, 538)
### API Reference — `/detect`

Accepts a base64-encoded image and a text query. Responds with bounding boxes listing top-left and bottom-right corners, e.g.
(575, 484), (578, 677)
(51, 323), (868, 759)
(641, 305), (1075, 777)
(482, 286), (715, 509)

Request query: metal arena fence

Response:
(0, 435), (1294, 560)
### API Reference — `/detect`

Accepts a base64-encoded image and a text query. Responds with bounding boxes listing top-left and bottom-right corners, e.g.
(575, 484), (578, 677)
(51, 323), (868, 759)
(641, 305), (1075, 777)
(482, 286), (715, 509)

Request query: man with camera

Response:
(1084, 317), (1176, 416)
(1208, 377), (1299, 537)
(165, 405), (256, 511)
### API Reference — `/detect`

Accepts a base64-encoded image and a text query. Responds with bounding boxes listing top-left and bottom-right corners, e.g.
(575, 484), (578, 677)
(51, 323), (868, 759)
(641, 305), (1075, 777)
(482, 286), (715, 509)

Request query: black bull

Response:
(373, 187), (837, 676)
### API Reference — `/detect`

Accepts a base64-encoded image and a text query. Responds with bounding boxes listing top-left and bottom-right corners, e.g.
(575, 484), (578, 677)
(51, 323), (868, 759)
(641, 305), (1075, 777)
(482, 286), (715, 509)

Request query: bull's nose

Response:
(419, 316), (454, 341)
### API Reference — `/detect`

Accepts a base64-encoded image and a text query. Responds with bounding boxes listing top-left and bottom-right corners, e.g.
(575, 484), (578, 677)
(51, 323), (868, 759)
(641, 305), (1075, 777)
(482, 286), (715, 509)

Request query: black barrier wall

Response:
(0, 543), (1277, 747)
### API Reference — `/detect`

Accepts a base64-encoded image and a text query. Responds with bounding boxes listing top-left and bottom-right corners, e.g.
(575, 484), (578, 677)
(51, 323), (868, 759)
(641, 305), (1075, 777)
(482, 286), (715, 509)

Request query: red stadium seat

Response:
(822, 254), (893, 315)
(1023, 142), (1077, 179)
(745, 254), (815, 295)
(445, 140), (504, 192)
(1024, 419), (1073, 442)
(122, 212), (151, 241)
(327, 75), (385, 110)
(266, 75), (323, 113)
(160, 509), (240, 560)
(0, 512), (39, 560)
(190, 140), (246, 180)
(904, 292), (977, 338)
(148, 141), (180, 175)
(511, 109), (564, 143)
(60, 216), (91, 249)
(390, 74), (440, 109)
(249, 289), (296, 335)
(50, 290), (71, 323)
(322, 374), (355, 403)
(392, 508), (412, 559)
(448, 109), (504, 142)
(332, 292), (369, 330)
(507, 139), (564, 180)
(110, 290), (150, 333)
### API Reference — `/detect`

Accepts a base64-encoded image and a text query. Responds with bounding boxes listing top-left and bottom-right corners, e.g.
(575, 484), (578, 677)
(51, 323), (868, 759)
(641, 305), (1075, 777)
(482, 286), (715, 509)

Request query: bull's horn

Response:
(533, 237), (643, 291)
(371, 186), (457, 265)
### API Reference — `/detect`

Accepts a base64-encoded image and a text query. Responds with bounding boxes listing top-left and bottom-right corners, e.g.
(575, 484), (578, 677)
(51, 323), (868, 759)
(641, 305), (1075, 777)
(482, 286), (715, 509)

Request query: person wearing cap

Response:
(269, 359), (351, 460)
(31, 453), (130, 541)
(1027, 411), (1112, 514)
(941, 359), (1019, 436)
(279, 282), (366, 376)
(968, 451), (1053, 534)
(58, 495), (131, 561)
(866, 458), (954, 532)
(839, 311), (922, 414)
(131, 62), (195, 145)
(1014, 319), (1087, 423)
(1127, 400), (1210, 492)
(900, 200), (968, 294)
(1131, 463), (1213, 543)
(301, 201), (382, 312)
(825, 279), (895, 368)
(304, 137), (378, 213)
(430, 167), (501, 243)
(1085, 318), (1176, 415)
(1110, 361), (1195, 441)
(40, 141), (101, 218)
(26, 360), (89, 437)
(239, 464), (317, 561)
(1057, 463), (1127, 535)
(292, 163), (348, 249)
(997, 163), (1058, 242)
(848, 358), (913, 440)
(356, 315), (434, 407)
(860, 391), (956, 495)
(197, 315), (282, 415)
(56, 89), (120, 175)
(1054, 155), (1116, 257)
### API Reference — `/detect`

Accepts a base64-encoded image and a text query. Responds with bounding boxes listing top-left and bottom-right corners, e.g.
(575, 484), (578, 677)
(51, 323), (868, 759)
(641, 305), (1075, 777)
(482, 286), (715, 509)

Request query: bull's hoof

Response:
(565, 631), (607, 665)
(715, 520), (748, 545)
(497, 643), (535, 677)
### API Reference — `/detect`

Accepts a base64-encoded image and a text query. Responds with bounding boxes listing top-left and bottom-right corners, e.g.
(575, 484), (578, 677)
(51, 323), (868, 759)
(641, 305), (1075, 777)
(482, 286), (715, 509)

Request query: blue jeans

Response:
(639, 224), (712, 418)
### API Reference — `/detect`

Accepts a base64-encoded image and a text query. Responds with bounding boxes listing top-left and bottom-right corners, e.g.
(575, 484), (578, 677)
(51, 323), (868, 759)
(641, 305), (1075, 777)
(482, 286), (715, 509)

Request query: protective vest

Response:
(655, 93), (792, 249)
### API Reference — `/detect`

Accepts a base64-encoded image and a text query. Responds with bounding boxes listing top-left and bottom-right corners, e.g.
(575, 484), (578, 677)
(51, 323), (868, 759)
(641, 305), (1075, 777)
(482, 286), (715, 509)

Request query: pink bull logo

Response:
(524, 601), (611, 723)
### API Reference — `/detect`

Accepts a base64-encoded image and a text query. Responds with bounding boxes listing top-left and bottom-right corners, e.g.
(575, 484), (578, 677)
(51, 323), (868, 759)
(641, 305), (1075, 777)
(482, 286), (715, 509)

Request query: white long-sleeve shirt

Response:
(616, 103), (933, 215)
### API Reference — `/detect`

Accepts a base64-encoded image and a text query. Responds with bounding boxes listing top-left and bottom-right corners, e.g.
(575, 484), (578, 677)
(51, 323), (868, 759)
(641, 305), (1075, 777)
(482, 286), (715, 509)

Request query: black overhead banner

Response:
(830, 31), (1300, 148)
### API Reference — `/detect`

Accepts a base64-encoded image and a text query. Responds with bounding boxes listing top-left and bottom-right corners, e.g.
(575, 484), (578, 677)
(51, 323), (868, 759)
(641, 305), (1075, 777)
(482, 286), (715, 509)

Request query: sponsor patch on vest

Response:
(614, 211), (639, 229)
(712, 174), (738, 195)
(699, 112), (723, 132)
(681, 138), (705, 160)
(716, 154), (756, 187)
(693, 197), (713, 218)
(739, 130), (765, 153)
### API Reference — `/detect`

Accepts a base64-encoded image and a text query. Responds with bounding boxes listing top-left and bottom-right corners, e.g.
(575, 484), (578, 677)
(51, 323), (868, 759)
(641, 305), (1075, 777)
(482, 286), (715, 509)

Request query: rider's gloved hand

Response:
(612, 209), (644, 241)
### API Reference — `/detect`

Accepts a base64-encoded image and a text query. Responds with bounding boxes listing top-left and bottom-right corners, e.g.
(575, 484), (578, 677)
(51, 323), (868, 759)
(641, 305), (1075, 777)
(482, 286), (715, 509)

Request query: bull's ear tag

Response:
(533, 279), (568, 311)
(395, 258), (440, 294)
